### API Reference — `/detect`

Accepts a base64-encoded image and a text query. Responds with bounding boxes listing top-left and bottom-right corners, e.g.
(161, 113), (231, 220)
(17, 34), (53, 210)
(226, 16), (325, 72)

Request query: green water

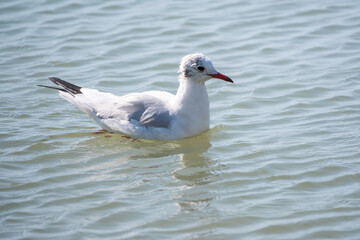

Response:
(1, 0), (360, 239)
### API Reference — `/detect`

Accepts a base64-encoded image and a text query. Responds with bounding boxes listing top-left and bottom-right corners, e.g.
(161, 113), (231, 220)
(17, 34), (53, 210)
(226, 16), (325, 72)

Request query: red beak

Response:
(208, 72), (233, 83)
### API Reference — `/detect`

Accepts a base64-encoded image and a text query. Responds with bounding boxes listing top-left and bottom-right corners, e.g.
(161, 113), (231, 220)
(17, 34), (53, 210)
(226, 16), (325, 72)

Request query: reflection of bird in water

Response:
(69, 127), (218, 212)
(174, 133), (213, 185)
(171, 131), (221, 213)
(39, 53), (232, 140)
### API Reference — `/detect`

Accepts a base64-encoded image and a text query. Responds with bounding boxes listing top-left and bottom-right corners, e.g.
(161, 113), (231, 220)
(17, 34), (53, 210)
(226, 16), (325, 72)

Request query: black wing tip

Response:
(37, 84), (66, 92)
(48, 77), (61, 83)
(47, 76), (82, 95)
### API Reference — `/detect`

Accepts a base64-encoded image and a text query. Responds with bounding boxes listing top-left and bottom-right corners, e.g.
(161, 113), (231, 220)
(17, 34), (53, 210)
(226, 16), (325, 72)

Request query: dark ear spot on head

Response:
(184, 68), (190, 77)
(195, 57), (203, 66)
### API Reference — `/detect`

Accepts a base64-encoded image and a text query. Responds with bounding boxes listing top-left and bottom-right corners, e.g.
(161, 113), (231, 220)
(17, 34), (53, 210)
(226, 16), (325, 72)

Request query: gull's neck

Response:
(173, 77), (210, 134)
(176, 77), (207, 101)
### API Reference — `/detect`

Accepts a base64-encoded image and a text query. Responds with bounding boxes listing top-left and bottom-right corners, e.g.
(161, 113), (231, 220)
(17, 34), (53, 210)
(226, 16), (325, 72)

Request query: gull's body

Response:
(40, 53), (233, 140)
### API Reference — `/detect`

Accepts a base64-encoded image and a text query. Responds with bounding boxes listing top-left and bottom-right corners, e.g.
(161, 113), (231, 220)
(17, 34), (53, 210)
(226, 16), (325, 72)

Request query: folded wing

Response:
(59, 88), (174, 129)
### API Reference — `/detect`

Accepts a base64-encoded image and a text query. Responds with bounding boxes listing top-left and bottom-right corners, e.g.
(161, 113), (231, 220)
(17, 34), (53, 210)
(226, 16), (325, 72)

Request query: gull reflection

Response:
(75, 129), (219, 212)
(171, 131), (220, 213)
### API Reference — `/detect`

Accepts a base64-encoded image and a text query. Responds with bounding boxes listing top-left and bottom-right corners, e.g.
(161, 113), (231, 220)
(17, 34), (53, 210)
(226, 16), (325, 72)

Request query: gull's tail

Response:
(38, 77), (99, 124)
(38, 77), (82, 97)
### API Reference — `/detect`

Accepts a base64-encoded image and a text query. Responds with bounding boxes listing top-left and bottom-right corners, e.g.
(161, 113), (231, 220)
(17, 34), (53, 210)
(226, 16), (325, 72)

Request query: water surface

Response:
(1, 0), (360, 239)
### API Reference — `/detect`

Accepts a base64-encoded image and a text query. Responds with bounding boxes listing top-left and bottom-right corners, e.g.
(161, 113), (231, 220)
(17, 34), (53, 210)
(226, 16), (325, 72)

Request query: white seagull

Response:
(39, 53), (233, 140)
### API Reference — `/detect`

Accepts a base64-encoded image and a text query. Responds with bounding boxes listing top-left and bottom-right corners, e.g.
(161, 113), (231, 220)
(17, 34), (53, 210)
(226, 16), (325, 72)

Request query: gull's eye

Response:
(197, 66), (205, 72)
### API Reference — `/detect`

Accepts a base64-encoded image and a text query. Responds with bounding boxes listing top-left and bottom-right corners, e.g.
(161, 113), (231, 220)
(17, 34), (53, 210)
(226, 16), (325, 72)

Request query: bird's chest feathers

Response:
(173, 82), (210, 132)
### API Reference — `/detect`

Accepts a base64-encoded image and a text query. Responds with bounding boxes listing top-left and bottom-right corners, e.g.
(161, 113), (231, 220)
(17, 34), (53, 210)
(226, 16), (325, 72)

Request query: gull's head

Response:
(178, 53), (233, 83)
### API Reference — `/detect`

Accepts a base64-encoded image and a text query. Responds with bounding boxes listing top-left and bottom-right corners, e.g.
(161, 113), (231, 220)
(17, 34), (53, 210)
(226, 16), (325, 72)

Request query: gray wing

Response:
(95, 92), (172, 128)
(139, 105), (171, 128)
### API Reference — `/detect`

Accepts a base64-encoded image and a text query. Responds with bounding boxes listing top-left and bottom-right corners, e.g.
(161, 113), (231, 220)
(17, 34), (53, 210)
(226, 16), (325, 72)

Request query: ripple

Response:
(1, 0), (360, 239)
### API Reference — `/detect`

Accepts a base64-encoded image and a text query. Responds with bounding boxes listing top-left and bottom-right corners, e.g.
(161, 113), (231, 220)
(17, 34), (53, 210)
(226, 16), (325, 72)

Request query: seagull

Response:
(39, 53), (233, 140)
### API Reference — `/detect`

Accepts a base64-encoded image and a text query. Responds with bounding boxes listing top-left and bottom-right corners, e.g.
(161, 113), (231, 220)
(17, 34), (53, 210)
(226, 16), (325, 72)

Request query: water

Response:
(1, 0), (360, 239)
